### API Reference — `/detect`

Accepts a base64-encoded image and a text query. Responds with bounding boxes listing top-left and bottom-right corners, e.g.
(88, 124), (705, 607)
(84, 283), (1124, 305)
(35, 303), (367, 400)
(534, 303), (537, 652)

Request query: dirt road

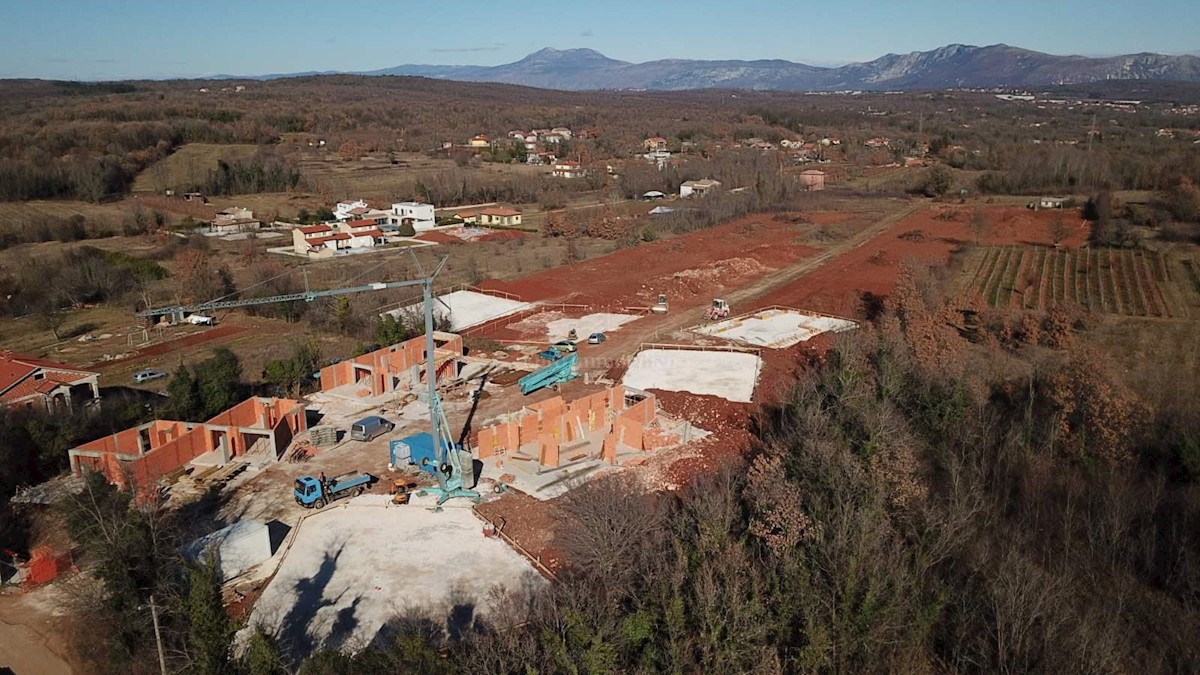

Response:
(0, 608), (74, 675)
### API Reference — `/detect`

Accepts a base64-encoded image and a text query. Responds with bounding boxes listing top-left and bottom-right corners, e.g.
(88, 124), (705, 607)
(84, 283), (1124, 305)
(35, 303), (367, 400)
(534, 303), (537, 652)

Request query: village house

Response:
(799, 169), (826, 191)
(209, 206), (261, 235)
(292, 224), (334, 254)
(542, 133), (566, 145)
(389, 202), (436, 231)
(333, 199), (370, 220)
(1029, 197), (1067, 210)
(550, 127), (573, 140)
(643, 136), (668, 152)
(477, 208), (523, 227)
(552, 160), (586, 179)
(468, 134), (490, 148)
(527, 151), (557, 166)
(643, 150), (672, 168)
(864, 137), (891, 148)
(780, 139), (805, 149)
(679, 178), (722, 198)
(0, 351), (100, 411)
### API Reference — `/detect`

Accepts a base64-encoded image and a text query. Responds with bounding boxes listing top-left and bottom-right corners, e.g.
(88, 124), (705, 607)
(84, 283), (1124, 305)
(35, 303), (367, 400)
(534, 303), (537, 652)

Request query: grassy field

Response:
(961, 245), (1198, 318)
(0, 200), (132, 229)
(132, 143), (261, 193)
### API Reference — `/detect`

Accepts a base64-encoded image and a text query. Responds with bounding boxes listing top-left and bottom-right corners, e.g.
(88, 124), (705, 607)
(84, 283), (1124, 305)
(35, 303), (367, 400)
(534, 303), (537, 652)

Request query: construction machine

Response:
(651, 294), (669, 314)
(705, 298), (731, 321)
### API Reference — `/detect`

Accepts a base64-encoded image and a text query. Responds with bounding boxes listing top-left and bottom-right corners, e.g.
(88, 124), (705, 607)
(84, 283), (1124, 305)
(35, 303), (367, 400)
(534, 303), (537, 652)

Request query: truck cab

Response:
(294, 476), (325, 508)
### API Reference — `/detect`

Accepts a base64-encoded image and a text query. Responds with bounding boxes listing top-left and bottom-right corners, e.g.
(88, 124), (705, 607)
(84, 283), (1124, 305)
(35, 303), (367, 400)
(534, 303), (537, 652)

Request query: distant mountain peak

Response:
(358, 43), (1200, 91)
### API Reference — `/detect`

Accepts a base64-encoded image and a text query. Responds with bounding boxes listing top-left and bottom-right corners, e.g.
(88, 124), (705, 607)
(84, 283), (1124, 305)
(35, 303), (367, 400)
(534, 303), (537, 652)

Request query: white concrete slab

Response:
(386, 290), (531, 331)
(622, 349), (761, 403)
(240, 496), (541, 659)
(693, 308), (857, 348)
(185, 520), (273, 581)
(545, 313), (640, 341)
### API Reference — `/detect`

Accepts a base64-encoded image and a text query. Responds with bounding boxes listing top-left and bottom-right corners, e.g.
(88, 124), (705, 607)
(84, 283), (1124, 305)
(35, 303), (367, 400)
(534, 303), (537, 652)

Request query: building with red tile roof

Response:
(0, 351), (100, 411)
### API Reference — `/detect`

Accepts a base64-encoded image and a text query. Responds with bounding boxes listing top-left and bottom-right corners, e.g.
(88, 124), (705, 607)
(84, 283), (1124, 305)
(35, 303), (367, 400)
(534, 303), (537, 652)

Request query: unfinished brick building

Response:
(68, 397), (307, 490)
(475, 385), (689, 469)
(319, 331), (464, 397)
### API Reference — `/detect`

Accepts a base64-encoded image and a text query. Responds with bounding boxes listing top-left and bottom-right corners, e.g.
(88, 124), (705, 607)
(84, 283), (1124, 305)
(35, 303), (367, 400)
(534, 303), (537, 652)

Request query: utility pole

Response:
(149, 594), (167, 675)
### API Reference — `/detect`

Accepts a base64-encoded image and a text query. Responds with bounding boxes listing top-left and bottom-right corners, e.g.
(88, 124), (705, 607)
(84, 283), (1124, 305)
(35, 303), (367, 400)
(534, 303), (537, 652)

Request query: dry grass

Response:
(131, 143), (260, 193)
(0, 200), (132, 229)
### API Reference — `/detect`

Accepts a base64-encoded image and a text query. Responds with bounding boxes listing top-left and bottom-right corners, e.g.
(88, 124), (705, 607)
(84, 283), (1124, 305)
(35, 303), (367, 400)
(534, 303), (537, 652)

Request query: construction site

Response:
(5, 202), (1091, 664)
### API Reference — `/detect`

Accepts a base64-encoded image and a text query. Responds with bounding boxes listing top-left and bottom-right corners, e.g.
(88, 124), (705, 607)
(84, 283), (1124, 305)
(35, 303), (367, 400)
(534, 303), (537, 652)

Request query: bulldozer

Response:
(651, 294), (669, 314)
(705, 298), (731, 321)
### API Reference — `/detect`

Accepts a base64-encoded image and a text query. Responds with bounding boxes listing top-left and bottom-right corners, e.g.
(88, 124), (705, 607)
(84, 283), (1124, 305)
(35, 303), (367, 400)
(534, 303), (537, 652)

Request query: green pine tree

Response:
(187, 559), (236, 675)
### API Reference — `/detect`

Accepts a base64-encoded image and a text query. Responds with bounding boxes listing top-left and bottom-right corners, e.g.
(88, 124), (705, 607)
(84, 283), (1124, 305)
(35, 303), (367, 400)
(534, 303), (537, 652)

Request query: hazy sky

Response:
(2, 0), (1197, 80)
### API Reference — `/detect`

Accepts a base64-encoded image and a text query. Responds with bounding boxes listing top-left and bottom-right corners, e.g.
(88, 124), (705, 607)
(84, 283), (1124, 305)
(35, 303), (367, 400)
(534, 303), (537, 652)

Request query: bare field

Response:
(132, 143), (261, 193)
(0, 200), (132, 228)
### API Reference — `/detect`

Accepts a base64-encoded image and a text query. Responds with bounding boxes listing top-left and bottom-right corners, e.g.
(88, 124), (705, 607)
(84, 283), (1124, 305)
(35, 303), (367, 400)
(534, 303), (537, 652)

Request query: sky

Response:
(1, 0), (1197, 80)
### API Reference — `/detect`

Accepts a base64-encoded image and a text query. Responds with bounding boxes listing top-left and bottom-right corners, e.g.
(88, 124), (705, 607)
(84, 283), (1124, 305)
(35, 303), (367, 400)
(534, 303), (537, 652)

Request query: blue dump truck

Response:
(293, 472), (374, 509)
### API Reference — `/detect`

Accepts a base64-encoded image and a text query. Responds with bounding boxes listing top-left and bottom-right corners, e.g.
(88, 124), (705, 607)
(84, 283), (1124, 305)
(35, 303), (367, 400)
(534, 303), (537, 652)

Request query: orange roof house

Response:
(0, 351), (99, 411)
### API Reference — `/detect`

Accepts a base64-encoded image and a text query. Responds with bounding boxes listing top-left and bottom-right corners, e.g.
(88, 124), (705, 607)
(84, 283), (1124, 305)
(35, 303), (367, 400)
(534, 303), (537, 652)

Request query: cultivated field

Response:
(962, 245), (1193, 317)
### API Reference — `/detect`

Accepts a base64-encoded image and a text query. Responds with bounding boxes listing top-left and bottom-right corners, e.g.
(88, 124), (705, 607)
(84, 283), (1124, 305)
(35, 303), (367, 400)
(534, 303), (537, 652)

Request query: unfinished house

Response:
(68, 397), (307, 491)
(475, 385), (692, 474)
(319, 332), (464, 399)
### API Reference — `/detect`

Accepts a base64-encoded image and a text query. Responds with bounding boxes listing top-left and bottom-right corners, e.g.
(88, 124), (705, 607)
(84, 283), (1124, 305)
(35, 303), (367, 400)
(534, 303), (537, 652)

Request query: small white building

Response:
(390, 202), (436, 232)
(333, 199), (370, 221)
(680, 179), (722, 198)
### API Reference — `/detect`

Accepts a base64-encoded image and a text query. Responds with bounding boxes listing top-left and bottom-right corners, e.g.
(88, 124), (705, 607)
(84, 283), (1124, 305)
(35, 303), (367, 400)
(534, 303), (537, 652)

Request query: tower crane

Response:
(139, 251), (480, 505)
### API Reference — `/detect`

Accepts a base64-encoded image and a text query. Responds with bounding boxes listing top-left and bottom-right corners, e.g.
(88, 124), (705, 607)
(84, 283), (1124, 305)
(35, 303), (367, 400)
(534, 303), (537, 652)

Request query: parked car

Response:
(539, 349), (564, 361)
(185, 314), (215, 326)
(551, 340), (578, 353)
(132, 369), (167, 384)
(588, 332), (606, 344)
(350, 416), (395, 442)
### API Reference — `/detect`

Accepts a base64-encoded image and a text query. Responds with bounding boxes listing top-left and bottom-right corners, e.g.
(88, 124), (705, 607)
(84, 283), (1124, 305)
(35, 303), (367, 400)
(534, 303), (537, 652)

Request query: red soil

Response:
(753, 205), (1088, 317)
(416, 231), (461, 244)
(479, 214), (826, 311)
(92, 325), (247, 369)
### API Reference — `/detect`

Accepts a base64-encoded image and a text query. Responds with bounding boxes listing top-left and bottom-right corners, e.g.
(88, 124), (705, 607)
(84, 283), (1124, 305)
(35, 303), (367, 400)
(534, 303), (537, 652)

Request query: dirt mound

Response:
(645, 257), (768, 300)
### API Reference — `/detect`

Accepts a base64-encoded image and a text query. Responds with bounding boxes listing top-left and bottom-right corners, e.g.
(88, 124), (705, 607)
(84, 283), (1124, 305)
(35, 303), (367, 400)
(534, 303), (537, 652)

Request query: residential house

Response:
(0, 351), (100, 411)
(643, 136), (668, 152)
(780, 139), (805, 149)
(527, 151), (556, 166)
(551, 127), (573, 140)
(333, 199), (369, 220)
(468, 134), (490, 148)
(552, 160), (586, 179)
(478, 208), (523, 227)
(799, 170), (826, 191)
(643, 150), (672, 168)
(542, 133), (566, 145)
(508, 130), (527, 140)
(679, 179), (722, 198)
(341, 219), (383, 237)
(292, 224), (335, 254)
(389, 202), (436, 232)
(864, 137), (891, 148)
(210, 206), (261, 235)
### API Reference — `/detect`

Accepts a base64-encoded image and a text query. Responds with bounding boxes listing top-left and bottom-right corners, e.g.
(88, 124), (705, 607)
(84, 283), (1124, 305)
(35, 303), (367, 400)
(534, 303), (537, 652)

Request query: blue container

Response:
(390, 433), (440, 476)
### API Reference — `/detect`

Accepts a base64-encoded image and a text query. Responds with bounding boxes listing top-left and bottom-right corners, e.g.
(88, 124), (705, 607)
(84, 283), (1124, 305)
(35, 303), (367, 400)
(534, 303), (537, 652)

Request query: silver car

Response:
(350, 416), (394, 441)
(133, 369), (167, 384)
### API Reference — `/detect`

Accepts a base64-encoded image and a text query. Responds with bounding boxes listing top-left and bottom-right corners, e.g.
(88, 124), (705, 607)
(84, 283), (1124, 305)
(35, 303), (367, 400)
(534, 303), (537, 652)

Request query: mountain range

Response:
(354, 44), (1200, 91)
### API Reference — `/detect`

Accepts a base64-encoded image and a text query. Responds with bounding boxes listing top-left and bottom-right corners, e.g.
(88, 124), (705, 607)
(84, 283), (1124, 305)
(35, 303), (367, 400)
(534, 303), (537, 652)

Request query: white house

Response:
(552, 160), (586, 179)
(334, 199), (370, 220)
(389, 202), (436, 232)
(679, 179), (721, 198)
